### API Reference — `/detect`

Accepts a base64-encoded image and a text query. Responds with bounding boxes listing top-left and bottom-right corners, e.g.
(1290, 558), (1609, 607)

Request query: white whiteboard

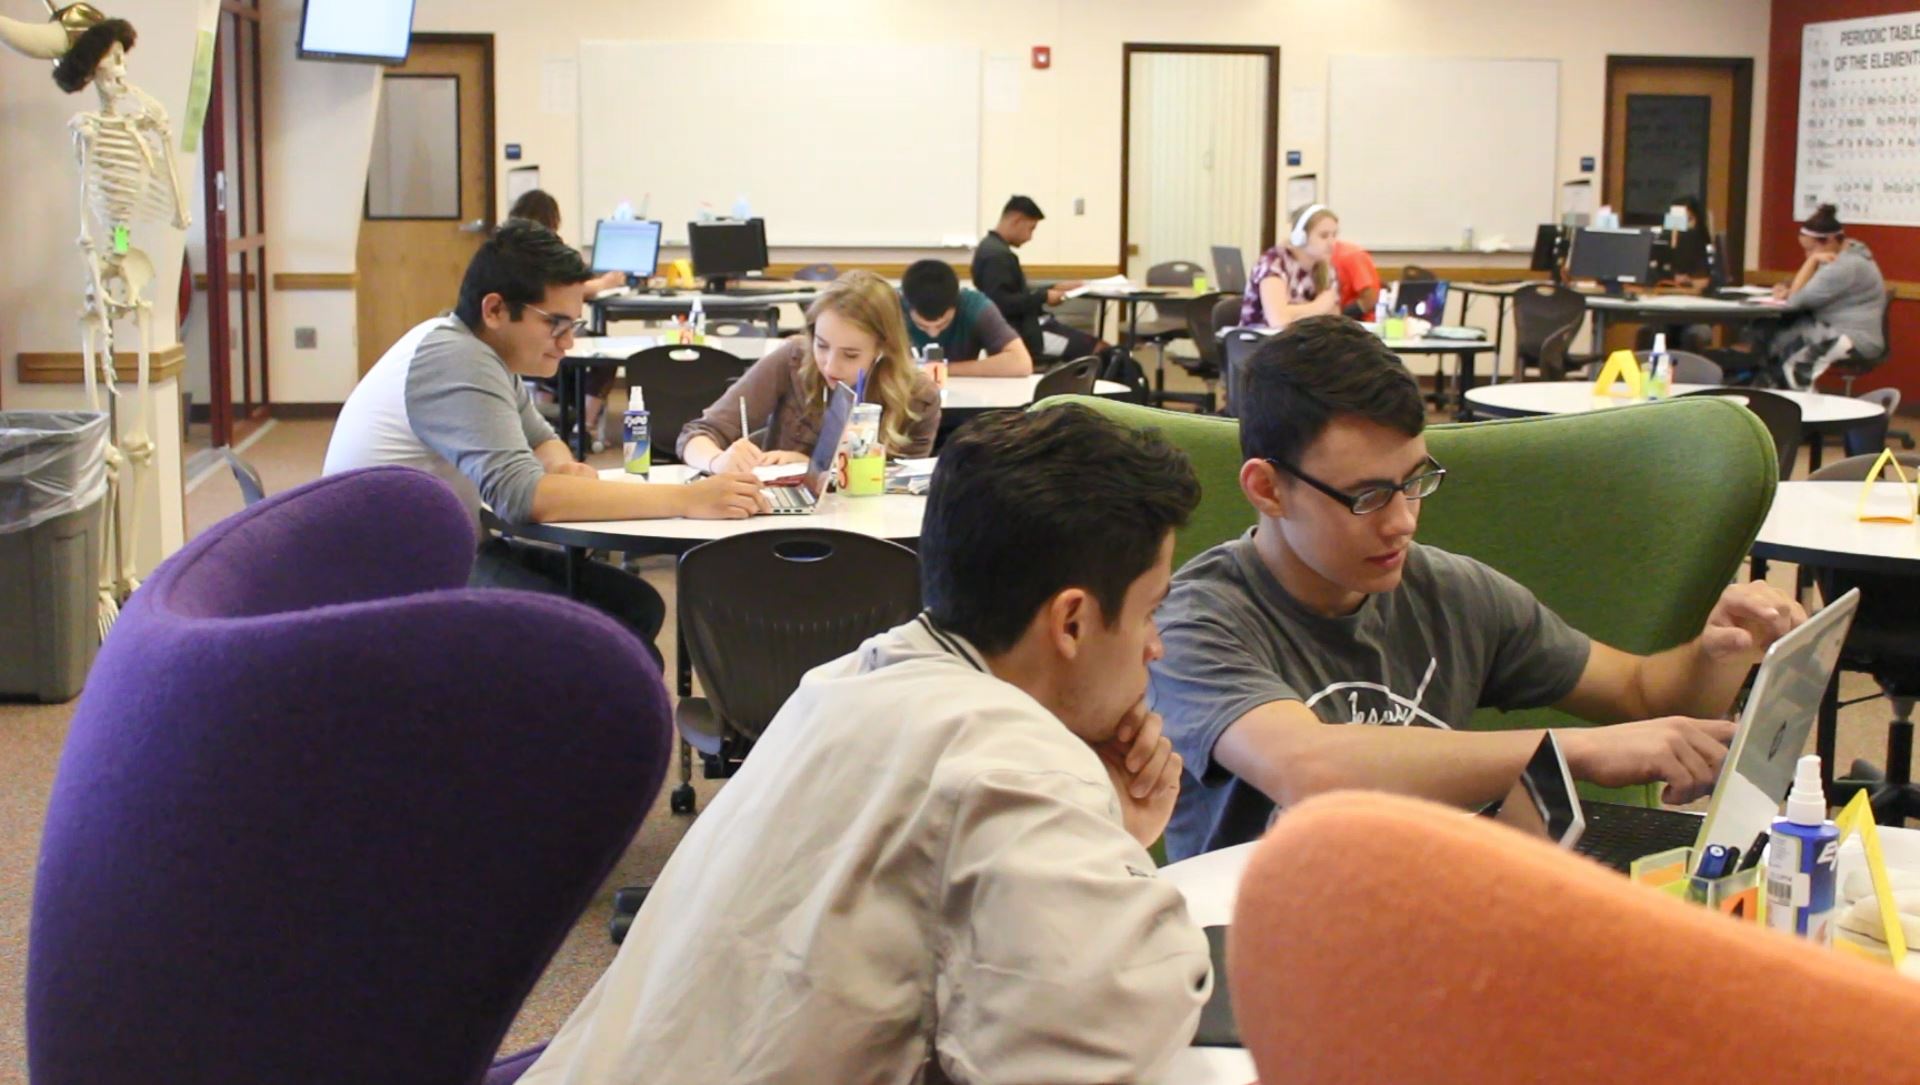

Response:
(578, 41), (982, 247)
(1326, 56), (1558, 250)
(1795, 13), (1920, 227)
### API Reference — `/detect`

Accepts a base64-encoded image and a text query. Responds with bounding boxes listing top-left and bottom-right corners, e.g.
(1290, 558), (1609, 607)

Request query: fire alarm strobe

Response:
(1032, 46), (1051, 70)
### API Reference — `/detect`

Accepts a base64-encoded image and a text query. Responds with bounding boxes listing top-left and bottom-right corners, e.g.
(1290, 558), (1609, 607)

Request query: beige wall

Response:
(0, 0), (222, 566)
(255, 0), (1773, 403)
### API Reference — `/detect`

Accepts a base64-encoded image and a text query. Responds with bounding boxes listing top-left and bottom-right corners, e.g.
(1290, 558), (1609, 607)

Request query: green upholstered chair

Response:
(1039, 395), (1779, 805)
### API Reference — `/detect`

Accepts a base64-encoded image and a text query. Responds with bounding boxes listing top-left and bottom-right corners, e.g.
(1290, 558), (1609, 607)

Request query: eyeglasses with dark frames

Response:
(1266, 456), (1447, 515)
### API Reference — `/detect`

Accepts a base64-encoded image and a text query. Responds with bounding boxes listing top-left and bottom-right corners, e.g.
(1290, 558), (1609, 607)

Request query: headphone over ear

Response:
(1290, 204), (1327, 248)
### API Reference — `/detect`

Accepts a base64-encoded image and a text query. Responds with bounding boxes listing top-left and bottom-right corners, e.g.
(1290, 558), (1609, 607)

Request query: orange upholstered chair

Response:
(1229, 792), (1920, 1083)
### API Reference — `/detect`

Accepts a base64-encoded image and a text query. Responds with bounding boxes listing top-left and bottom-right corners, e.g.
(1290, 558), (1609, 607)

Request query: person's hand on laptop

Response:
(1556, 717), (1735, 805)
(1094, 698), (1184, 849)
(761, 451), (809, 467)
(680, 473), (770, 519)
(1700, 582), (1809, 664)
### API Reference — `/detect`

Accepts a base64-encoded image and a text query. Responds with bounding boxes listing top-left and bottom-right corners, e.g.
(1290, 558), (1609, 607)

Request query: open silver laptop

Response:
(1572, 588), (1861, 871)
(1211, 245), (1247, 295)
(762, 382), (856, 516)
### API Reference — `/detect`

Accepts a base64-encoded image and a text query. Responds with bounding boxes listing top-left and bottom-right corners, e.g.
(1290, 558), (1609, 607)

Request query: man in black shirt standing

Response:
(971, 196), (1109, 365)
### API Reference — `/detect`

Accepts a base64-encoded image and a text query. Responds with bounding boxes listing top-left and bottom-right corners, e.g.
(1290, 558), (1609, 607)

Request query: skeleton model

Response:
(0, 3), (190, 636)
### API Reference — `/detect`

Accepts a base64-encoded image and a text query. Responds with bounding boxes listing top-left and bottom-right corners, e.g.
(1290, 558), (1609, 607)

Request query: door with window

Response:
(198, 0), (268, 449)
(356, 35), (495, 374)
(1604, 57), (1754, 276)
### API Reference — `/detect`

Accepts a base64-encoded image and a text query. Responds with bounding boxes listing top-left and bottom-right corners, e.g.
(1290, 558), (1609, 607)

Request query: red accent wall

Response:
(1766, 0), (1918, 400)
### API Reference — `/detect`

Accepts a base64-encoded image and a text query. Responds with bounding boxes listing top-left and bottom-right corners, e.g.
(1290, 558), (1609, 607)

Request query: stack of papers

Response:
(1063, 275), (1138, 300)
(885, 457), (938, 496)
(753, 463), (808, 482)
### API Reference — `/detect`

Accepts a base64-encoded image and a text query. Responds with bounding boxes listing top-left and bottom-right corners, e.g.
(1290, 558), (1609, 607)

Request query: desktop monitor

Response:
(298, 0), (416, 64)
(688, 218), (770, 291)
(590, 219), (662, 280)
(1568, 228), (1655, 295)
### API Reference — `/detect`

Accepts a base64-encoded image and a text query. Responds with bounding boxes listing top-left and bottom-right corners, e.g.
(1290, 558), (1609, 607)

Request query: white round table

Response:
(1147, 843), (1258, 1085)
(942, 375), (1133, 411)
(1464, 382), (1883, 431)
(498, 465), (927, 556)
(1752, 481), (1920, 576)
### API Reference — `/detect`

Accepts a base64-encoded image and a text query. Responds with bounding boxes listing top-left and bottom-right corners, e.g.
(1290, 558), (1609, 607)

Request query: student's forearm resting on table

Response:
(948, 340), (1034, 378)
(527, 472), (690, 522)
(1214, 699), (1553, 811)
(533, 438), (578, 473)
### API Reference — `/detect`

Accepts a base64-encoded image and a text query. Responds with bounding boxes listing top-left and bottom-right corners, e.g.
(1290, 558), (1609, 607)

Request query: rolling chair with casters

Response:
(1398, 265), (1438, 282)
(621, 345), (752, 464)
(614, 530), (920, 942)
(1032, 355), (1101, 400)
(1803, 453), (1920, 827)
(1512, 283), (1596, 379)
(1843, 387), (1907, 458)
(221, 447), (265, 506)
(1679, 386), (1804, 480)
(1150, 291), (1233, 413)
(792, 262), (839, 282)
(1218, 326), (1269, 417)
(704, 318), (767, 339)
(1828, 287), (1895, 396)
(1123, 260), (1207, 406)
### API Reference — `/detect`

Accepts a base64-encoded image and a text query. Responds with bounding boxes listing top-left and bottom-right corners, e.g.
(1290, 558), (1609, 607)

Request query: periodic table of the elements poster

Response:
(1796, 11), (1920, 227)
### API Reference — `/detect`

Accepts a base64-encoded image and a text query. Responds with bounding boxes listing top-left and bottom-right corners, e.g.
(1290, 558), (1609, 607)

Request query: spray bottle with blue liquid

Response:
(1766, 754), (1839, 945)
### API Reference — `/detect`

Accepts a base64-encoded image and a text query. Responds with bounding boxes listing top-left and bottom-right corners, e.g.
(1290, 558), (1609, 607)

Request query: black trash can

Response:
(0, 411), (108, 702)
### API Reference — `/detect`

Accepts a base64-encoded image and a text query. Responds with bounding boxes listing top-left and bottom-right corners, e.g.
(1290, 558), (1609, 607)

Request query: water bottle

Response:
(688, 297), (706, 345)
(1648, 332), (1672, 400)
(623, 388), (651, 477)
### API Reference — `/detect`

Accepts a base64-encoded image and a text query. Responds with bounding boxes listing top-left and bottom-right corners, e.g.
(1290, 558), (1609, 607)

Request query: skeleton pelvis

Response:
(90, 247), (153, 310)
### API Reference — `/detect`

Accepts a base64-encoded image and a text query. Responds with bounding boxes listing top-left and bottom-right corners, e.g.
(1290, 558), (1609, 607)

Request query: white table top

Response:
(591, 287), (819, 307)
(1753, 481), (1920, 573)
(1382, 335), (1494, 354)
(570, 335), (770, 361)
(1152, 826), (1920, 1084)
(943, 375), (1132, 410)
(1586, 294), (1785, 316)
(528, 465), (926, 546)
(1463, 382), (1883, 426)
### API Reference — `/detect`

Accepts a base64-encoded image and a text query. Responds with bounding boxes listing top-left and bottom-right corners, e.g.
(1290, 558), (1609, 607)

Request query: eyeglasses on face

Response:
(1266, 456), (1446, 515)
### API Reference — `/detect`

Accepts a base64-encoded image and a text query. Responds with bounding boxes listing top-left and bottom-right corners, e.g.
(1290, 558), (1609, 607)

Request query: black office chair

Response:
(1033, 355), (1101, 401)
(1153, 291), (1233, 413)
(1219, 326), (1269, 418)
(1679, 387), (1804, 479)
(792, 263), (839, 282)
(673, 528), (920, 793)
(622, 345), (752, 464)
(1399, 265), (1438, 283)
(221, 448), (265, 507)
(704, 319), (764, 339)
(1121, 261), (1206, 405)
(1844, 388), (1903, 458)
(1805, 453), (1920, 826)
(1512, 283), (1596, 379)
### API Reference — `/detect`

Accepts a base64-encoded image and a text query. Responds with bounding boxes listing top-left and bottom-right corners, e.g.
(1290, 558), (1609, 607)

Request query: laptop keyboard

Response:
(1575, 802), (1705, 872)
(764, 486), (815, 514)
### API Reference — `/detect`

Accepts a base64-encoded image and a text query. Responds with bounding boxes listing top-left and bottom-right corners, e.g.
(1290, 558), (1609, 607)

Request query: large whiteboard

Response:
(1326, 56), (1558, 250)
(579, 41), (981, 247)
(1795, 12), (1920, 227)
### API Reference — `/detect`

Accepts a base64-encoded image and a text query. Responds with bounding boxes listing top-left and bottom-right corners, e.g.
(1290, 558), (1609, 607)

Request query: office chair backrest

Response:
(1231, 792), (1920, 1085)
(1211, 295), (1242, 334)
(1579, 350), (1722, 387)
(1147, 260), (1206, 287)
(1218, 327), (1271, 415)
(1033, 356), (1101, 401)
(1844, 387), (1903, 458)
(1680, 386), (1804, 478)
(28, 467), (674, 1085)
(623, 345), (753, 462)
(1512, 283), (1589, 378)
(221, 447), (265, 506)
(704, 319), (763, 338)
(678, 529), (920, 739)
(792, 263), (839, 282)
(1055, 395), (1776, 804)
(1398, 265), (1438, 282)
(1178, 291), (1235, 370)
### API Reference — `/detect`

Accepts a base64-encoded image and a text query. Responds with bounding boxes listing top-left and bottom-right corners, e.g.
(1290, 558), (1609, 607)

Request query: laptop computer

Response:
(1392, 279), (1449, 322)
(1211, 245), (1248, 295)
(761, 382), (858, 516)
(1573, 588), (1861, 872)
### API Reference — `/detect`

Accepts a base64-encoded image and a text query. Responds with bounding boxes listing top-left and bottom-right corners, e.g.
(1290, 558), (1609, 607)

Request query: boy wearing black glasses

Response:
(1150, 316), (1808, 860)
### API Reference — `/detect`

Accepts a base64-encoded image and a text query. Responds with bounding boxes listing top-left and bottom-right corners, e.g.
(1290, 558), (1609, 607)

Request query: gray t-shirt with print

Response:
(1149, 532), (1592, 860)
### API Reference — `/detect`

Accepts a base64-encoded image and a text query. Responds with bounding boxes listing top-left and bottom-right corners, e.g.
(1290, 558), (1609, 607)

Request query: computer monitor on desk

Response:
(688, 218), (770, 293)
(590, 219), (662, 283)
(1568, 227), (1655, 296)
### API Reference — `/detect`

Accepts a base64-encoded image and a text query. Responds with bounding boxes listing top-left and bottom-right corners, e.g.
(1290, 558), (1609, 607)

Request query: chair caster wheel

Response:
(670, 784), (696, 815)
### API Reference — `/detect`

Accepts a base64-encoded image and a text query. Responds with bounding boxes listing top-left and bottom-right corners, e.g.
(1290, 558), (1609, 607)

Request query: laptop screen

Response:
(591, 219), (661, 277)
(802, 383), (859, 497)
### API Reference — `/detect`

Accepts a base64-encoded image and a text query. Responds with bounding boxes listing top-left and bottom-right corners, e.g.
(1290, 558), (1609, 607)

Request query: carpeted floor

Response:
(0, 402), (1904, 1082)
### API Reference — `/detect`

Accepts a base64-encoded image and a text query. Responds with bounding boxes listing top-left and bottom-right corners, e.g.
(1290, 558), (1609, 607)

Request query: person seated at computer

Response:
(1756, 203), (1887, 390)
(899, 259), (1034, 378)
(324, 221), (766, 662)
(508, 188), (625, 449)
(521, 406), (1211, 1085)
(679, 270), (942, 473)
(1668, 196), (1712, 288)
(1242, 205), (1342, 329)
(1148, 316), (1810, 861)
(972, 195), (1113, 363)
(1330, 237), (1381, 320)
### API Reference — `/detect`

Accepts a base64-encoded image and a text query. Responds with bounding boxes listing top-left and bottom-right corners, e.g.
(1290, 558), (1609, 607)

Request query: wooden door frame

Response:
(200, 0), (269, 446)
(1119, 43), (1280, 271)
(1603, 54), (1754, 277)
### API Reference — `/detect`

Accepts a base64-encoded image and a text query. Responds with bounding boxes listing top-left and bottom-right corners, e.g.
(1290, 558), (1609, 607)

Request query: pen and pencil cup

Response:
(844, 403), (885, 497)
(1629, 846), (1762, 923)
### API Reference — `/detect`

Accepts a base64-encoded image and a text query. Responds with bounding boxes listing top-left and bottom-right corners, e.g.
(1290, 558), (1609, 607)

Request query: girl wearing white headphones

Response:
(1241, 204), (1343, 328)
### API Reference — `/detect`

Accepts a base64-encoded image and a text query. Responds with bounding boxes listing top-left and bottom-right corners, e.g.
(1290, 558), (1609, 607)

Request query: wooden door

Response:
(1604, 57), (1753, 275)
(355, 35), (494, 374)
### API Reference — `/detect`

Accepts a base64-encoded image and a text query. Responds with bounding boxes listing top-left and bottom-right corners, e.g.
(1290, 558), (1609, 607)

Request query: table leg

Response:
(1818, 672), (1841, 796)
(556, 366), (578, 460)
(1806, 434), (1823, 475)
(1453, 352), (1480, 422)
(1492, 296), (1510, 383)
(573, 364), (593, 460)
(562, 545), (586, 599)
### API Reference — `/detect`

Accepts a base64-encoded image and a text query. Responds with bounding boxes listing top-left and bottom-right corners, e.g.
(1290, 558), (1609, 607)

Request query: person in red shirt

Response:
(1331, 239), (1382, 319)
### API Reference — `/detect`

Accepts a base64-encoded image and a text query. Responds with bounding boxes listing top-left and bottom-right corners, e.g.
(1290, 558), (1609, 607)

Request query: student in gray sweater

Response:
(1764, 203), (1887, 389)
